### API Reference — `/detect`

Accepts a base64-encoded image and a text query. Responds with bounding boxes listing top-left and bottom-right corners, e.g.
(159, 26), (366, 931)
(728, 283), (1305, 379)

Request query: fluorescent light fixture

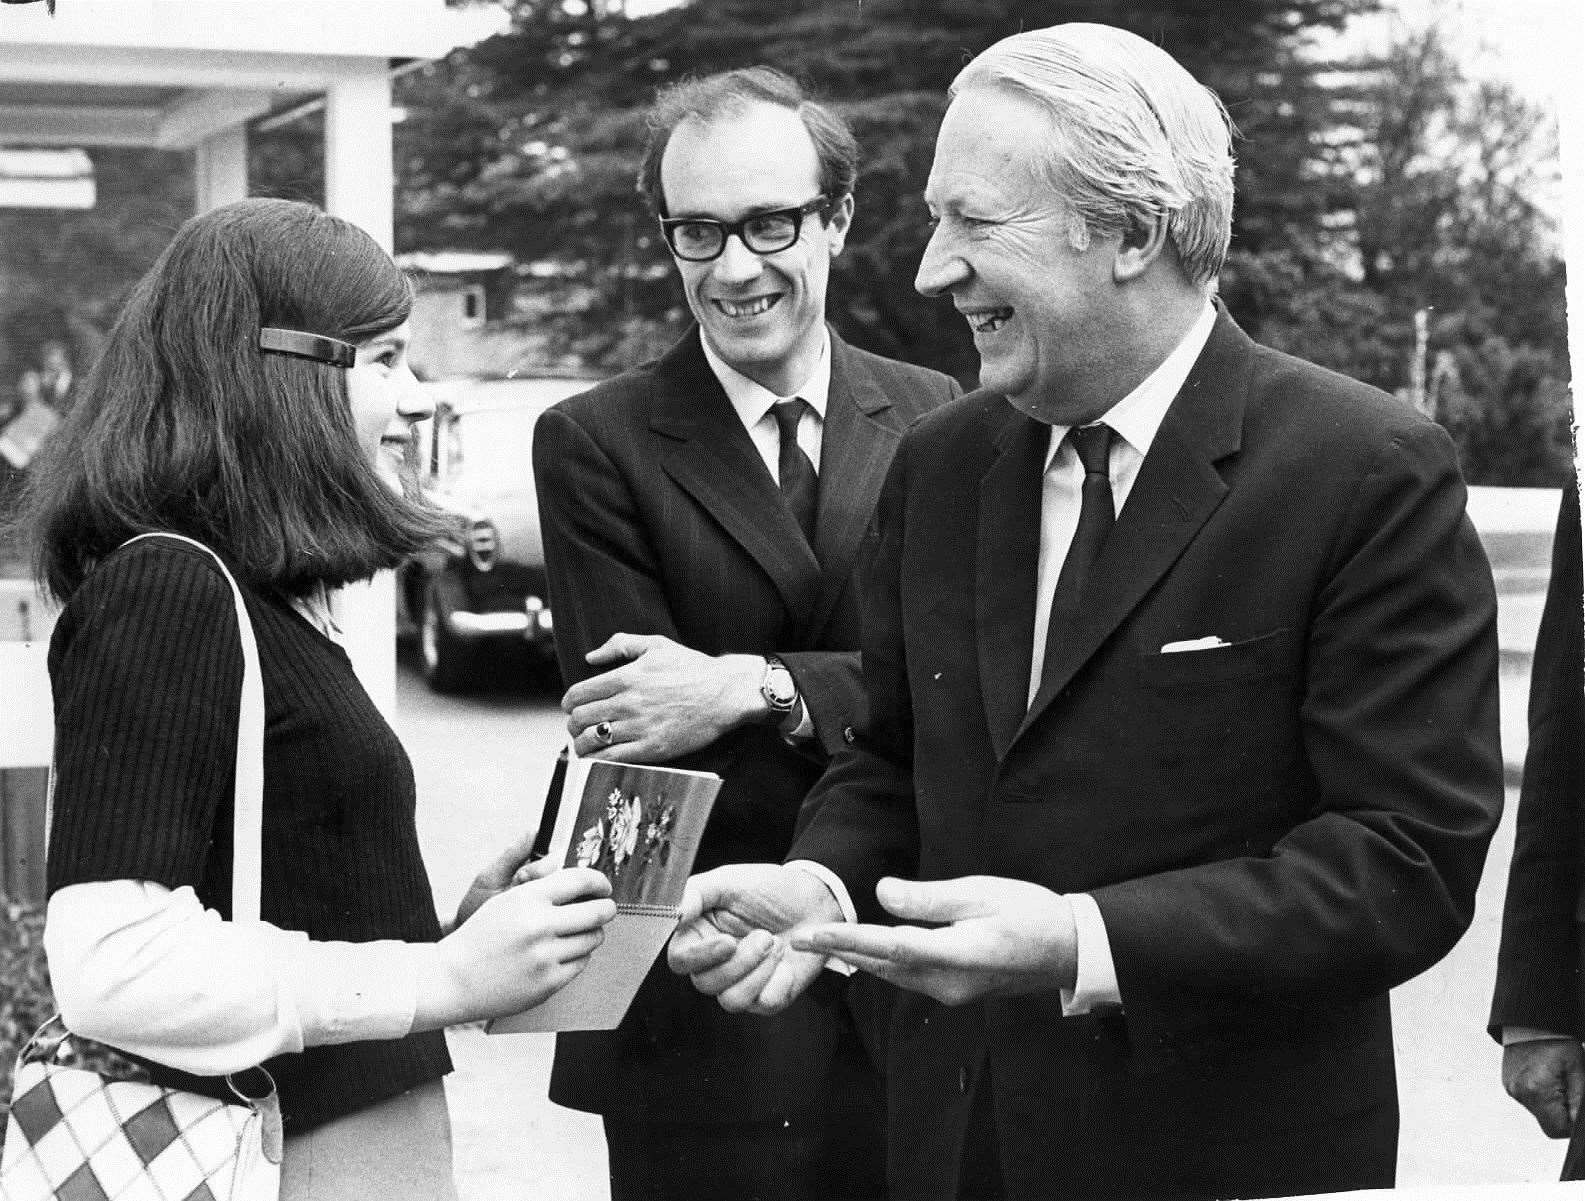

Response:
(0, 146), (93, 208)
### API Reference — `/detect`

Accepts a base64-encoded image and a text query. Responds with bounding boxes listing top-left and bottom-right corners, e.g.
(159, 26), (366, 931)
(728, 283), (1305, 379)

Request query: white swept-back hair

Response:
(951, 23), (1236, 287)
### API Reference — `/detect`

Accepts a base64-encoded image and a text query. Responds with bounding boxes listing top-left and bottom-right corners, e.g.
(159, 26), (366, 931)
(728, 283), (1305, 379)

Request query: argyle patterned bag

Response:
(0, 1019), (282, 1200)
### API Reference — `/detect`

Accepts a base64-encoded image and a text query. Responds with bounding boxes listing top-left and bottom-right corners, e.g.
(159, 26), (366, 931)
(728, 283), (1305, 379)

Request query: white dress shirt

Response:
(1027, 306), (1213, 704)
(699, 327), (831, 741)
(796, 302), (1218, 1013)
(699, 326), (830, 480)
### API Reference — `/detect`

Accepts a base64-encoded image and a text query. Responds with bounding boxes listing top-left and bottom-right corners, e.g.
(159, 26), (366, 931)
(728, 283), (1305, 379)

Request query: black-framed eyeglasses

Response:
(660, 196), (834, 262)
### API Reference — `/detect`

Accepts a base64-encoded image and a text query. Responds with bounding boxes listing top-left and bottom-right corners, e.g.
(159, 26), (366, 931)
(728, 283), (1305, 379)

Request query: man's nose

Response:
(712, 233), (764, 284)
(915, 226), (967, 298)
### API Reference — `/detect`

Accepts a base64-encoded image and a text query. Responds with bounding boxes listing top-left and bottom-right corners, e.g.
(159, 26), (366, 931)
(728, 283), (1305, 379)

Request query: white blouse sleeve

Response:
(45, 879), (440, 1076)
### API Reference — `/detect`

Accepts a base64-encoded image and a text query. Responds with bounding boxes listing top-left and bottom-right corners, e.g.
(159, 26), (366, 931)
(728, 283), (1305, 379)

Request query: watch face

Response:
(765, 665), (797, 707)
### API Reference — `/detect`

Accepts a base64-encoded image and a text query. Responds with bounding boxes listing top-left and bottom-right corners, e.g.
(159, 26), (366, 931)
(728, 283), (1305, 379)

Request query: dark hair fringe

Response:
(637, 66), (859, 218)
(9, 198), (450, 603)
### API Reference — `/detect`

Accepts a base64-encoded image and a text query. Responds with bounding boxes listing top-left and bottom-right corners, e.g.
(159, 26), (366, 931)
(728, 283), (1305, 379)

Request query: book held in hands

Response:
(487, 750), (721, 1034)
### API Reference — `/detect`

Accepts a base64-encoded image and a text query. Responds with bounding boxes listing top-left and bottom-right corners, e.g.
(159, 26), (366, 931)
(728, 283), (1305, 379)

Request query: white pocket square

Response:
(1160, 635), (1231, 653)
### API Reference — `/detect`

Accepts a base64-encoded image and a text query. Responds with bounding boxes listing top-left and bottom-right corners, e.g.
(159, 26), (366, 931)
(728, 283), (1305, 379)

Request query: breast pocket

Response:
(1139, 628), (1298, 688)
(1136, 628), (1304, 776)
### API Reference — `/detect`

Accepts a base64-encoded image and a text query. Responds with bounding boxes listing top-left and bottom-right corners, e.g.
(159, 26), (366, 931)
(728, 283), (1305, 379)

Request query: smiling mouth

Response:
(713, 295), (781, 319)
(961, 307), (1012, 334)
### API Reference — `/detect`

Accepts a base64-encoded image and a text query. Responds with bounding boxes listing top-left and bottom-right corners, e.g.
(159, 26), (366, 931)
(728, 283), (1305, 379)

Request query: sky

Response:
(1349, 0), (1583, 396)
(1381, 0), (1582, 104)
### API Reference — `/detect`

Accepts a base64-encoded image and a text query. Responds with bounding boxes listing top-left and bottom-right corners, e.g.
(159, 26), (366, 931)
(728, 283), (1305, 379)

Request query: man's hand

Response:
(790, 875), (1077, 1006)
(563, 633), (766, 761)
(1503, 1037), (1585, 1138)
(668, 863), (843, 1015)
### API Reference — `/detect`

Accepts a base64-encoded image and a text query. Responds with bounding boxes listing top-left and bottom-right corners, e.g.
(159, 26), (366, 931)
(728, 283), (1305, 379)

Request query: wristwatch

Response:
(761, 655), (799, 720)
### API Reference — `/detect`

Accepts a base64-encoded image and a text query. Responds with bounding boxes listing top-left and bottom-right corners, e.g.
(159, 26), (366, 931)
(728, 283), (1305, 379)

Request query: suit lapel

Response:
(650, 331), (821, 617)
(806, 336), (905, 638)
(978, 408), (1048, 762)
(1018, 310), (1252, 735)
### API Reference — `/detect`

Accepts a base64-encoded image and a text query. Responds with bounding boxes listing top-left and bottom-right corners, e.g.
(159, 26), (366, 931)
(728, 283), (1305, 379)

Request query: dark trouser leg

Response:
(958, 1073), (1005, 1201)
(1185, 1096), (1397, 1200)
(811, 1022), (888, 1201)
(604, 1114), (830, 1201)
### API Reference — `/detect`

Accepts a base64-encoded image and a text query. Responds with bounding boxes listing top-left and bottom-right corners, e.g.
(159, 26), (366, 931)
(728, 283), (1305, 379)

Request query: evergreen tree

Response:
(395, 0), (1381, 381)
(1226, 21), (1569, 483)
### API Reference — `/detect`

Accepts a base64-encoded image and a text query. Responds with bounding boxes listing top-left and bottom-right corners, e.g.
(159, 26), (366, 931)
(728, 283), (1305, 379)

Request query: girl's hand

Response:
(421, 867), (616, 1027)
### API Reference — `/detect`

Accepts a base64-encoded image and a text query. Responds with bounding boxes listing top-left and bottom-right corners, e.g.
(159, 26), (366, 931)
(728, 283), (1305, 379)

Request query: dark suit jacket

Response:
(792, 309), (1504, 1200)
(1491, 482), (1585, 1039)
(535, 327), (959, 1121)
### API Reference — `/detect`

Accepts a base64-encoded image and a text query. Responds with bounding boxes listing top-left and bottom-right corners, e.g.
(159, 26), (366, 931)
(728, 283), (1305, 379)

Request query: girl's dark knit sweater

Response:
(46, 537), (451, 1133)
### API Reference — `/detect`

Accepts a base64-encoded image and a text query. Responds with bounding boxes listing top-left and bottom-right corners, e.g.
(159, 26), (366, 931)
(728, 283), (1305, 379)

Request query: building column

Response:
(324, 68), (399, 717)
(194, 124), (248, 213)
(0, 643), (52, 904)
(325, 68), (394, 246)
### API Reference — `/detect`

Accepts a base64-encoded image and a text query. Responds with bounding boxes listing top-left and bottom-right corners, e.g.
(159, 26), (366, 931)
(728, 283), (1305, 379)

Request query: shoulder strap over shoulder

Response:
(78, 533), (266, 923)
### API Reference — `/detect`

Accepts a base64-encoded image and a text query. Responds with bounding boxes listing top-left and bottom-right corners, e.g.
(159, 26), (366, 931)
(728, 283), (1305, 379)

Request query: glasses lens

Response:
(669, 221), (724, 261)
(741, 212), (801, 254)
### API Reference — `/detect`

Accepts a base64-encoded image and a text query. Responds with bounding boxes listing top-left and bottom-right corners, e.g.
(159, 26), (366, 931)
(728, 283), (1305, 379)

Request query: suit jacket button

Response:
(958, 1066), (970, 1095)
(843, 726), (856, 744)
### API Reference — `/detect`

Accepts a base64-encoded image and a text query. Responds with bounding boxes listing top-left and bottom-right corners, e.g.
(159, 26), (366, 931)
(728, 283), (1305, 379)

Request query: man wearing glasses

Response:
(532, 66), (960, 1201)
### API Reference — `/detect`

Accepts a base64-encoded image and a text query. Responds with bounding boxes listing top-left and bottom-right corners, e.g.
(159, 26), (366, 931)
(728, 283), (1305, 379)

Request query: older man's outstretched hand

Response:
(668, 864), (843, 1015)
(789, 875), (1078, 1006)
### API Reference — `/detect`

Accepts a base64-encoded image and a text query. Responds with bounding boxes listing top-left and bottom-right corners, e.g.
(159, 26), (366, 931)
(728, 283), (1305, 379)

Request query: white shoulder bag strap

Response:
(47, 532), (266, 924)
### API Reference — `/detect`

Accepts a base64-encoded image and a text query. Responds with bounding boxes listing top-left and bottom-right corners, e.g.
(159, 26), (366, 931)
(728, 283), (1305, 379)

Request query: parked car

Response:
(398, 374), (597, 691)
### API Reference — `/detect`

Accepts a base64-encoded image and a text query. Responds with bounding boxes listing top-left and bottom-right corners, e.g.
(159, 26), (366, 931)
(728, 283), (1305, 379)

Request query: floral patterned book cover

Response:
(487, 750), (721, 1034)
(559, 756), (720, 908)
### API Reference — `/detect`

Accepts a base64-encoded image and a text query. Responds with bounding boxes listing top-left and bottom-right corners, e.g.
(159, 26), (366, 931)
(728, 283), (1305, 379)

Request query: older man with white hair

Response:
(670, 22), (1503, 1201)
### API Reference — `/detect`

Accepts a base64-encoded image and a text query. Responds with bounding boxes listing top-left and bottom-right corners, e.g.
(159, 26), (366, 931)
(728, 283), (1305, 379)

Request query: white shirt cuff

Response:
(1502, 1025), (1579, 1046)
(785, 860), (856, 922)
(780, 696), (815, 742)
(284, 937), (428, 1045)
(785, 860), (856, 975)
(1060, 892), (1121, 1016)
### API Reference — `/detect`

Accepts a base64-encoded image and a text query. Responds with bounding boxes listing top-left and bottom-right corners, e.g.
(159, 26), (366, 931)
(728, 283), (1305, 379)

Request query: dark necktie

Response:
(1041, 423), (1115, 676)
(772, 398), (818, 544)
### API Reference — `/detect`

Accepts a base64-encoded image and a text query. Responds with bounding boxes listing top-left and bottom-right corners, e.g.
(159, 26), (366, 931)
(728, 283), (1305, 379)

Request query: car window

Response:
(442, 405), (543, 487)
(425, 378), (594, 490)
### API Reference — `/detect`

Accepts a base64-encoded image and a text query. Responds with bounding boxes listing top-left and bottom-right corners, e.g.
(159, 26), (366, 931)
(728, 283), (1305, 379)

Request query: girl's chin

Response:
(375, 454), (404, 493)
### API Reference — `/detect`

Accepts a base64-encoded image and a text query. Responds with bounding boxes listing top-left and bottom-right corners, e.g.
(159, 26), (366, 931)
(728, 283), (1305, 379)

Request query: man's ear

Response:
(826, 193), (855, 257)
(1114, 214), (1168, 283)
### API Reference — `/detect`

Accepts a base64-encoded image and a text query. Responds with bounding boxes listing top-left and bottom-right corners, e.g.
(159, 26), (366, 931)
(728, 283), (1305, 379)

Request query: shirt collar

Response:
(289, 580), (344, 645)
(1043, 300), (1217, 470)
(700, 325), (832, 428)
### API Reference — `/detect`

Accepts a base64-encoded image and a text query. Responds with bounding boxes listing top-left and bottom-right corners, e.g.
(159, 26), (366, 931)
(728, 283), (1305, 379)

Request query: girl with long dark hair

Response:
(15, 197), (614, 1199)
